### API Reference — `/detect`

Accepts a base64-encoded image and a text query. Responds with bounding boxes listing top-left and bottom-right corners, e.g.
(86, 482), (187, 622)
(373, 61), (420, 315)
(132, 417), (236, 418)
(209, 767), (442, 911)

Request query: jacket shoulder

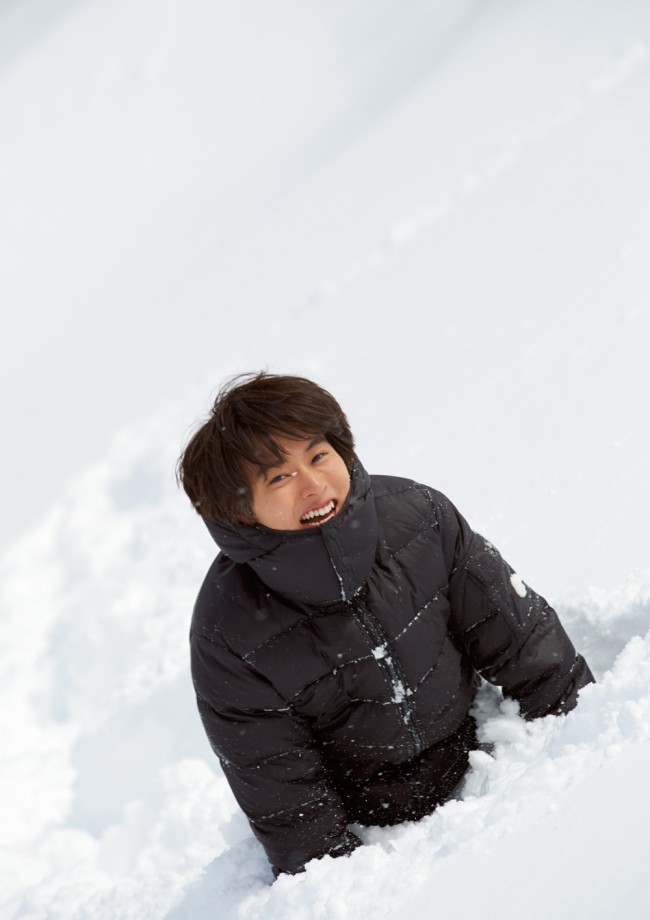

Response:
(370, 474), (455, 522)
(191, 552), (303, 660)
(369, 476), (472, 575)
(369, 474), (443, 550)
(192, 553), (253, 638)
(370, 473), (447, 503)
(370, 472), (420, 496)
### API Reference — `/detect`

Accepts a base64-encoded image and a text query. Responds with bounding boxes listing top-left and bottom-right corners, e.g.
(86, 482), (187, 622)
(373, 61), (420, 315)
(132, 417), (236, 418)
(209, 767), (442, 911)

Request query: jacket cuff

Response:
(272, 829), (362, 878)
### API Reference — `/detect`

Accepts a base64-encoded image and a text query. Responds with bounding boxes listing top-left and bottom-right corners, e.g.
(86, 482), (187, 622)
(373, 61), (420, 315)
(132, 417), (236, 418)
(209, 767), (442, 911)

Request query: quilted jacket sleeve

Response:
(190, 631), (360, 876)
(428, 489), (594, 719)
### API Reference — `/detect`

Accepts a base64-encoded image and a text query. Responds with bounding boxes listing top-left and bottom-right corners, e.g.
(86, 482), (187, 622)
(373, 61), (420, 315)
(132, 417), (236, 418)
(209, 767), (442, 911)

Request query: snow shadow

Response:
(559, 592), (650, 679)
(165, 833), (273, 920)
(68, 673), (209, 835)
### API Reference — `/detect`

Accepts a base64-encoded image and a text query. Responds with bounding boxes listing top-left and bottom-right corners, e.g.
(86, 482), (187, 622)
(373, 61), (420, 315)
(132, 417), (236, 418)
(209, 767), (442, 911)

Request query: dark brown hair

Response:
(177, 372), (356, 524)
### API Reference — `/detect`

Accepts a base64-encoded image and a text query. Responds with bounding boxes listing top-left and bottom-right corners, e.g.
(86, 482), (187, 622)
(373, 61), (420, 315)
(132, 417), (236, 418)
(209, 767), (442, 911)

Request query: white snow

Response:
(2, 0), (650, 918)
(390, 681), (407, 705)
(510, 573), (528, 598)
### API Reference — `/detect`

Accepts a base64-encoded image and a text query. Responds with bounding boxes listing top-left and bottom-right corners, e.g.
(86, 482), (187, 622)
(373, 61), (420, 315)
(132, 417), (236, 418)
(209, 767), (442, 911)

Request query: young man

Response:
(179, 372), (593, 877)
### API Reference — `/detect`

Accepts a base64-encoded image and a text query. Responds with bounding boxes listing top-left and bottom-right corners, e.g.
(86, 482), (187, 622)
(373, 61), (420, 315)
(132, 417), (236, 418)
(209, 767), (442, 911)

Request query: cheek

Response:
(338, 467), (351, 497)
(269, 495), (292, 517)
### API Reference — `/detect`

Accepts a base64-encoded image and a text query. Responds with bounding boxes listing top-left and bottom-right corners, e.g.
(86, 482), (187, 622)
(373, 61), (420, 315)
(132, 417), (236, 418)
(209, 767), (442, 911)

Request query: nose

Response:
(297, 465), (324, 496)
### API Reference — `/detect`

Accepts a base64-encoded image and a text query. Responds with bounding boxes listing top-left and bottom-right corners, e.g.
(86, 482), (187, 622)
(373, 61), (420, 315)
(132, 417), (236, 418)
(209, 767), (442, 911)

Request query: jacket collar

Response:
(204, 462), (378, 606)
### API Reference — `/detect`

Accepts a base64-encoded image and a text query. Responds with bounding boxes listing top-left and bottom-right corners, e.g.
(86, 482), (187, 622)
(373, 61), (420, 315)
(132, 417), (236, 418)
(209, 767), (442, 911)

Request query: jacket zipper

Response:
(350, 597), (423, 760)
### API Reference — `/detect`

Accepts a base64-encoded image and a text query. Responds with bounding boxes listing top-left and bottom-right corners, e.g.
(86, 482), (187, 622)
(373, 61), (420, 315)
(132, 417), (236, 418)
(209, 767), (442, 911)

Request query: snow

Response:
(2, 0), (650, 917)
(509, 573), (527, 598)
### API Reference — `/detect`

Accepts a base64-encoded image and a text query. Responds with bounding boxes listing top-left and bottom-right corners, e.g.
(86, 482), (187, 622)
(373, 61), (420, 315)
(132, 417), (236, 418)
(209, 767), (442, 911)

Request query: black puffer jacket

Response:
(190, 464), (592, 875)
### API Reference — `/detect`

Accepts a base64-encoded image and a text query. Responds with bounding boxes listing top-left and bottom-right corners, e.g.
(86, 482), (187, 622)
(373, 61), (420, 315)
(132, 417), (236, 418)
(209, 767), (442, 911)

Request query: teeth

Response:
(301, 500), (335, 523)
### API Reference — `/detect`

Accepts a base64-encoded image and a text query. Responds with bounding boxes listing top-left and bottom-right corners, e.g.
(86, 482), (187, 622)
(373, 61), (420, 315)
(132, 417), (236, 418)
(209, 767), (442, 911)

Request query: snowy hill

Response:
(2, 0), (650, 918)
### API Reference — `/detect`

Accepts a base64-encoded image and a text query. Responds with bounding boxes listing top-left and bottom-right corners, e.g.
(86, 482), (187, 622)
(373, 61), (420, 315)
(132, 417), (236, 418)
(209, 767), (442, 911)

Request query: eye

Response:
(268, 473), (288, 485)
(312, 451), (328, 463)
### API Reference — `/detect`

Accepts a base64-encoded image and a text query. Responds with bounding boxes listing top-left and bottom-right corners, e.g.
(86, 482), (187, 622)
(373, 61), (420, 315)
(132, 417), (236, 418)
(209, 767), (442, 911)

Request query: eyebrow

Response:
(257, 436), (326, 478)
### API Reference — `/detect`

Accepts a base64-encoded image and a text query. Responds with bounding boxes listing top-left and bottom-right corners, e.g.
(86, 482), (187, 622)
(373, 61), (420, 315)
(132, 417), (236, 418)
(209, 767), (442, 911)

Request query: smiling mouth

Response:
(300, 499), (338, 527)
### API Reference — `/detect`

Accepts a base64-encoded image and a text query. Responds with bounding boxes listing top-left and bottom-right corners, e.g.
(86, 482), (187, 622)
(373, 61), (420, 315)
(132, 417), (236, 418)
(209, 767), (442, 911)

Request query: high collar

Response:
(204, 462), (378, 607)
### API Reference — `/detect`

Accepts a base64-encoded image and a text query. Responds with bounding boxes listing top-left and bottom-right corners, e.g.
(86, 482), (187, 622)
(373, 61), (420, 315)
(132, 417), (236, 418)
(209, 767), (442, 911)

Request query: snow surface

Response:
(2, 0), (650, 917)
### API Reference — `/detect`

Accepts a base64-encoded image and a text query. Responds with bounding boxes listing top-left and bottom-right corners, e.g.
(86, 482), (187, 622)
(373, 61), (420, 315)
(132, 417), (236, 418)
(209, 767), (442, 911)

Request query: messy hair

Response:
(177, 372), (356, 524)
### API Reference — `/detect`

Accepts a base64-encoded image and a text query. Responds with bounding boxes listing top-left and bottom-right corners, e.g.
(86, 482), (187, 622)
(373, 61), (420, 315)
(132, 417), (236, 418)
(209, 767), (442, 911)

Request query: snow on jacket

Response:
(190, 462), (593, 875)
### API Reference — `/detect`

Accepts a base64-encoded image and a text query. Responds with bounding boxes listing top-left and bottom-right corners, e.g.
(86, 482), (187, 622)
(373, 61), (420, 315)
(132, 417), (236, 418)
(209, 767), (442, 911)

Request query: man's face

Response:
(248, 436), (351, 531)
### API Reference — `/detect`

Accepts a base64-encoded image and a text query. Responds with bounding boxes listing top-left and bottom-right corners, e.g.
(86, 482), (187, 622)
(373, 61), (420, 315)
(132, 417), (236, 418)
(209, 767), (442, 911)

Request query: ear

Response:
(233, 483), (255, 525)
(235, 501), (256, 526)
